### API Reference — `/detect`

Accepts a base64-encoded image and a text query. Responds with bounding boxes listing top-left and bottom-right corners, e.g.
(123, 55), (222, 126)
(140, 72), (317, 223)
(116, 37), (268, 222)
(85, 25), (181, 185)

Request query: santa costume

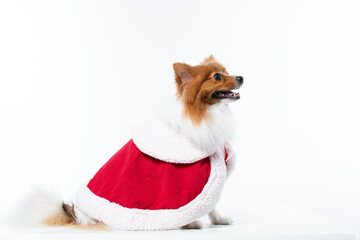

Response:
(75, 103), (236, 230)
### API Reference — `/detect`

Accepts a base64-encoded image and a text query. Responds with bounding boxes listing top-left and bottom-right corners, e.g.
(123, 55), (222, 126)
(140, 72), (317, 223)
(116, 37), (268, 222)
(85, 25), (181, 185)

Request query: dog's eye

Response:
(213, 73), (222, 81)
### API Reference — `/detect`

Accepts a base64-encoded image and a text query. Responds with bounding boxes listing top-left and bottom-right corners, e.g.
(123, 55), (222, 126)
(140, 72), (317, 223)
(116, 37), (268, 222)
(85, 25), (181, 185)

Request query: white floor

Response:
(0, 203), (355, 240)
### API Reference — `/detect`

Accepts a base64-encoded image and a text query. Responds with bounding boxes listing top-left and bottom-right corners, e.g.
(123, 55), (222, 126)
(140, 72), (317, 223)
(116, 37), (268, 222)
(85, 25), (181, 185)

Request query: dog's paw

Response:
(212, 216), (233, 225)
(181, 221), (203, 229)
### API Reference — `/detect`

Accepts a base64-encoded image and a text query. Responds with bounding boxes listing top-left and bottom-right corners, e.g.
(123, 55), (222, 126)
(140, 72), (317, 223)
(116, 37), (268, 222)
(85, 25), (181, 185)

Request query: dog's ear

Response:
(202, 55), (216, 64)
(173, 63), (194, 83)
(173, 63), (194, 98)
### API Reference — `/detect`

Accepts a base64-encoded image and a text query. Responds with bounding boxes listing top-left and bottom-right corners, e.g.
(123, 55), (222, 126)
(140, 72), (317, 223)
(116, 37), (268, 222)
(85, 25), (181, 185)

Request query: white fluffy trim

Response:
(75, 150), (227, 230)
(131, 117), (215, 163)
(225, 143), (236, 178)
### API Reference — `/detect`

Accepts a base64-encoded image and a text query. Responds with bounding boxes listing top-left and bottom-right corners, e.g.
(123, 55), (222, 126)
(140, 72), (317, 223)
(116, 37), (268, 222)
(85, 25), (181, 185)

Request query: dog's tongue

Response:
(228, 92), (239, 97)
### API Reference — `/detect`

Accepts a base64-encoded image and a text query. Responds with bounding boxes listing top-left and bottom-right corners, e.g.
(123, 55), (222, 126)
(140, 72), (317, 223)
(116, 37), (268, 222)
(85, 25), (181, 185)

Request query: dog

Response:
(41, 55), (243, 230)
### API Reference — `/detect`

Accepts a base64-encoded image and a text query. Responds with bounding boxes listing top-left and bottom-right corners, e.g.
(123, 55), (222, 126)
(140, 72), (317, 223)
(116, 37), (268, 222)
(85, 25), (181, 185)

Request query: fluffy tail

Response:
(11, 188), (105, 230)
(44, 203), (108, 230)
(42, 202), (77, 226)
(9, 188), (75, 227)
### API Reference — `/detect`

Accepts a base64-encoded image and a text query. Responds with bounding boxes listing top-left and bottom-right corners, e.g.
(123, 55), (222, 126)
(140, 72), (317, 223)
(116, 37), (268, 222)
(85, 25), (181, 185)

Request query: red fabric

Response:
(87, 139), (211, 210)
(224, 148), (228, 165)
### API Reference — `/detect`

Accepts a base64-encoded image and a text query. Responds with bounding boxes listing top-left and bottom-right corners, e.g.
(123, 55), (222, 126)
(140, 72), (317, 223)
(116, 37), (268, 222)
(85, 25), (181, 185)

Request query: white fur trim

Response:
(131, 117), (215, 163)
(74, 206), (97, 225)
(132, 98), (237, 164)
(75, 150), (227, 230)
(225, 143), (236, 178)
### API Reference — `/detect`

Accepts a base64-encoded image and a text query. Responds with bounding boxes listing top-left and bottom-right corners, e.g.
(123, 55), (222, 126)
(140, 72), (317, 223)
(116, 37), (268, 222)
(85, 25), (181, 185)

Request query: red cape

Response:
(75, 118), (235, 230)
(87, 139), (215, 210)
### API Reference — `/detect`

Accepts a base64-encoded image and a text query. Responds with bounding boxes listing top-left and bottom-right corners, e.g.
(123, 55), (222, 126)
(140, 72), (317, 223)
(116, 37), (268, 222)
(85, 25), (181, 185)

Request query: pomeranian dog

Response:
(39, 55), (243, 230)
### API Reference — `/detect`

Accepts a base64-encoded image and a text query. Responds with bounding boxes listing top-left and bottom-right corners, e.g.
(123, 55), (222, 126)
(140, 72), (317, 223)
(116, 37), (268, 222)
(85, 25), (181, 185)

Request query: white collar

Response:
(131, 98), (235, 163)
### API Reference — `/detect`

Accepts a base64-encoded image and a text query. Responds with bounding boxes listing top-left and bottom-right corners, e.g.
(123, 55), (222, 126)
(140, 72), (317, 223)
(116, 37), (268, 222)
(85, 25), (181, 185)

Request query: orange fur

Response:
(42, 209), (77, 226)
(42, 207), (110, 231)
(70, 222), (110, 231)
(173, 55), (238, 124)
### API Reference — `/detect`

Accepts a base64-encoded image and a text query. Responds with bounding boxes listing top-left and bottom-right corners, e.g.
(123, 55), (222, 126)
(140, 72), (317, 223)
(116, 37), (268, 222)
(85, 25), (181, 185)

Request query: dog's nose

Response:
(236, 76), (243, 86)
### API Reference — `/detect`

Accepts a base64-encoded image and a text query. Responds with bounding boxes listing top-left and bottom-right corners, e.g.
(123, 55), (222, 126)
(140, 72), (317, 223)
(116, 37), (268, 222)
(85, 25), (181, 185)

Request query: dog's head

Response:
(173, 55), (243, 124)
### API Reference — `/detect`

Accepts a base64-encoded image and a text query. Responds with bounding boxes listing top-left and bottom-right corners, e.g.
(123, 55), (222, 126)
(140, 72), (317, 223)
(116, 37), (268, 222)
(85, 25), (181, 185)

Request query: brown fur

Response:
(181, 221), (202, 229)
(42, 208), (77, 226)
(173, 55), (238, 124)
(70, 222), (110, 231)
(43, 203), (110, 231)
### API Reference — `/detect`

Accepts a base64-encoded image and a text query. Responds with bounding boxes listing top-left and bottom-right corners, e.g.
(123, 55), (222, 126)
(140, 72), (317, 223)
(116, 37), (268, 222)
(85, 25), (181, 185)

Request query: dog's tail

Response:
(10, 188), (75, 227)
(42, 202), (77, 227)
(12, 188), (106, 230)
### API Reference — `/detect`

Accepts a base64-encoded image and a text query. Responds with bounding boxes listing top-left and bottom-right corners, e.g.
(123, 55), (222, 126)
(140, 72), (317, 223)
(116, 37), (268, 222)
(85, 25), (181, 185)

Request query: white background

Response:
(0, 0), (359, 238)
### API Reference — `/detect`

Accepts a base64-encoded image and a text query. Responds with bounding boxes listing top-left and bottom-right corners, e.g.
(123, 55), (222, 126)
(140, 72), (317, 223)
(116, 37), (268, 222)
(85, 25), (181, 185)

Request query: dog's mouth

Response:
(212, 90), (240, 100)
